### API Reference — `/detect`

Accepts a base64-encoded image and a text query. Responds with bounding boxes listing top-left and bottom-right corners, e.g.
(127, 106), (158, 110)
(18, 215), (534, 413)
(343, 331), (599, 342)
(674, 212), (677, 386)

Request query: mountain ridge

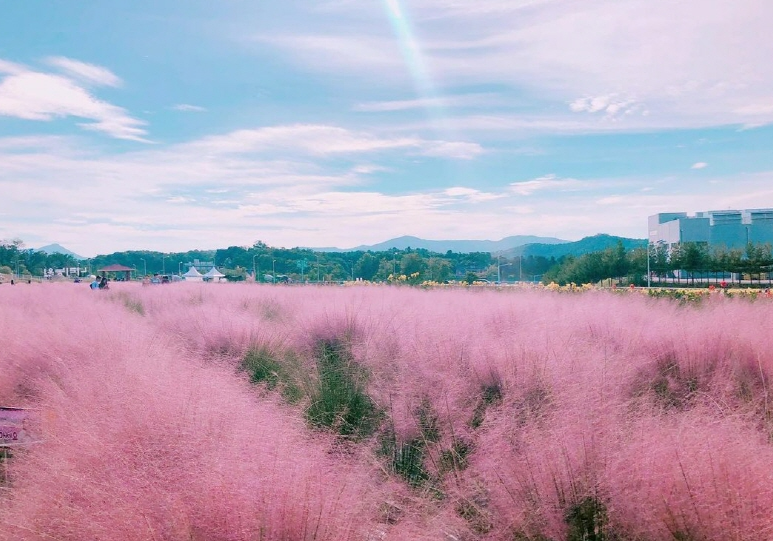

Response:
(35, 243), (86, 260)
(312, 235), (569, 253)
(504, 234), (647, 259)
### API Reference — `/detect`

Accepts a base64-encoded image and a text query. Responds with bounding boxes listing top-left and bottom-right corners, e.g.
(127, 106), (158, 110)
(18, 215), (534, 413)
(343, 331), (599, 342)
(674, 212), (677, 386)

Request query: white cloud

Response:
(46, 57), (122, 87)
(173, 103), (207, 112)
(509, 174), (589, 196)
(3, 124), (772, 256)
(184, 124), (481, 160)
(569, 95), (641, 117)
(351, 164), (390, 174)
(0, 59), (147, 141)
(0, 59), (26, 75)
(596, 195), (625, 205)
(419, 140), (483, 159)
(443, 186), (503, 202)
(691, 162), (708, 169)
(167, 196), (196, 204)
(261, 0), (773, 130)
(354, 93), (499, 112)
(256, 34), (404, 74)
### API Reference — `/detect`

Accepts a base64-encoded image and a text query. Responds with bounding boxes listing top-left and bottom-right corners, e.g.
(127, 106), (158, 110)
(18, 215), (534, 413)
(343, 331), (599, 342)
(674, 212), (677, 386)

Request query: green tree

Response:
(373, 259), (396, 281)
(354, 253), (380, 281)
(426, 257), (452, 282)
(675, 242), (709, 284)
(400, 253), (427, 277)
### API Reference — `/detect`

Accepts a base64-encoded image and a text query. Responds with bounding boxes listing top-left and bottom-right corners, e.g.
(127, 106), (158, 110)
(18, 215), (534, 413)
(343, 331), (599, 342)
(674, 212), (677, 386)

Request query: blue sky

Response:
(1, 0), (772, 257)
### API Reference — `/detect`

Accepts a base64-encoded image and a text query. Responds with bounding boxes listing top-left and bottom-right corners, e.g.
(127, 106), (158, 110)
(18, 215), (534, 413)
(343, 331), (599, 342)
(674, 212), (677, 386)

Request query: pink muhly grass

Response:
(0, 284), (379, 541)
(4, 283), (773, 540)
(605, 410), (773, 540)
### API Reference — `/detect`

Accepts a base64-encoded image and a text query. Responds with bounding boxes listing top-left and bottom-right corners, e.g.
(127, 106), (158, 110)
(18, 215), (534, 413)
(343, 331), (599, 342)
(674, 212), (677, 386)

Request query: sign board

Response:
(0, 407), (38, 447)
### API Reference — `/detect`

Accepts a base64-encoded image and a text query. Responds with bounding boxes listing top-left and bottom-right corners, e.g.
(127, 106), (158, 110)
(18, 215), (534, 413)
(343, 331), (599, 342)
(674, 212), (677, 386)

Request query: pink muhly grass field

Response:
(1, 282), (772, 540)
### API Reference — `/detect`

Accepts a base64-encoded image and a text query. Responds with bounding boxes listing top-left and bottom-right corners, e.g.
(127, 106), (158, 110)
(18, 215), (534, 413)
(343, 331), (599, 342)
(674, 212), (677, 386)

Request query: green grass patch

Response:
(440, 439), (472, 473)
(305, 339), (379, 439)
(566, 496), (610, 541)
(241, 346), (303, 403)
(471, 383), (503, 428)
(380, 434), (430, 487)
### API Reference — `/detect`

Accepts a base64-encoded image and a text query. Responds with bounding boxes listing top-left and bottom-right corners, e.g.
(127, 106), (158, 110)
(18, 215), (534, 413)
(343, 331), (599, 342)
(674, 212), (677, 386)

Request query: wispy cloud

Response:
(46, 57), (122, 87)
(256, 34), (404, 74)
(184, 124), (482, 159)
(0, 58), (147, 141)
(261, 0), (773, 130)
(3, 131), (773, 255)
(172, 103), (207, 112)
(444, 186), (503, 202)
(509, 174), (589, 196)
(569, 95), (643, 118)
(691, 162), (708, 169)
(354, 93), (499, 112)
(0, 59), (26, 75)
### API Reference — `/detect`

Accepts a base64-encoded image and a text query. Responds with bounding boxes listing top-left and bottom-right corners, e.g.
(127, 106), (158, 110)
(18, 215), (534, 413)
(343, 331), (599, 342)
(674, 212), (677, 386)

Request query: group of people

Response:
(89, 276), (109, 290)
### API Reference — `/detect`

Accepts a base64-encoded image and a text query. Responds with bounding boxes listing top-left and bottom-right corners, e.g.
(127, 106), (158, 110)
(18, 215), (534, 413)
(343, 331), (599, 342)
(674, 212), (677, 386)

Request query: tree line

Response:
(0, 238), (556, 283)
(544, 241), (773, 286)
(8, 237), (767, 286)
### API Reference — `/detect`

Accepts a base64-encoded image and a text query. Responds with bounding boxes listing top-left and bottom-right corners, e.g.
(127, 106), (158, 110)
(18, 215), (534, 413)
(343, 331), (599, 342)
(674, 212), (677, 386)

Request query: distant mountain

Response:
(36, 243), (86, 260)
(313, 235), (568, 254)
(500, 234), (646, 259)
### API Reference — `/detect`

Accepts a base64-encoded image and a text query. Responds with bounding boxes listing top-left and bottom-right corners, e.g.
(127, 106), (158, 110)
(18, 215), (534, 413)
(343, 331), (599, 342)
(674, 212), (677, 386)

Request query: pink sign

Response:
(0, 407), (36, 446)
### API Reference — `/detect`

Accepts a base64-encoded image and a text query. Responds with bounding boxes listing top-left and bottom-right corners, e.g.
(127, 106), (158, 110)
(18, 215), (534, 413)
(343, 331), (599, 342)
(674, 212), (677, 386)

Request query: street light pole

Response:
(272, 259), (276, 283)
(140, 258), (147, 277)
(647, 242), (651, 288)
(497, 258), (511, 283)
(162, 255), (166, 274)
(178, 261), (182, 276)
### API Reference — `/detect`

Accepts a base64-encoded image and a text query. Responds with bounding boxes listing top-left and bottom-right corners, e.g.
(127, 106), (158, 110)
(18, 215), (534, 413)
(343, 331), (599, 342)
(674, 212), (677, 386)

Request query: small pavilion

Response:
(98, 264), (134, 281)
(203, 267), (226, 282)
(183, 266), (203, 282)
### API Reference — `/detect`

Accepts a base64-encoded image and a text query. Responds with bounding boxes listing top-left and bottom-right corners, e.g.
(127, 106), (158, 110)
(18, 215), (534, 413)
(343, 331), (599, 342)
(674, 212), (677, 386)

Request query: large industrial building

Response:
(648, 209), (773, 249)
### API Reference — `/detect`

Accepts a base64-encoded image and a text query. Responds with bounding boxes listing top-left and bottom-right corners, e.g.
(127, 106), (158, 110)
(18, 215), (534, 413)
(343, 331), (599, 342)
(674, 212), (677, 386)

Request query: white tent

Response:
(183, 266), (203, 282)
(203, 267), (226, 282)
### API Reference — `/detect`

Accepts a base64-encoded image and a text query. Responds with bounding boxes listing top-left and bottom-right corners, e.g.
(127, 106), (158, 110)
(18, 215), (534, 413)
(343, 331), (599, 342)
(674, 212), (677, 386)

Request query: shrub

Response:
(241, 346), (303, 402)
(305, 339), (380, 439)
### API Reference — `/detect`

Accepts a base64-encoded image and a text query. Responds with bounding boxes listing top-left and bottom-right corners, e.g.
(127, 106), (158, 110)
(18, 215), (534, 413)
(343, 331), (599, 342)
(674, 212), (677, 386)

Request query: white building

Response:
(649, 209), (773, 249)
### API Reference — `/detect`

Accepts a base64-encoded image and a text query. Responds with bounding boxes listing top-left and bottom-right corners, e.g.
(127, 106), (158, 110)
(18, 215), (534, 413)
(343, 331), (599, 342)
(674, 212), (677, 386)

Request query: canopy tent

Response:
(203, 267), (226, 282)
(98, 264), (133, 281)
(183, 266), (203, 282)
